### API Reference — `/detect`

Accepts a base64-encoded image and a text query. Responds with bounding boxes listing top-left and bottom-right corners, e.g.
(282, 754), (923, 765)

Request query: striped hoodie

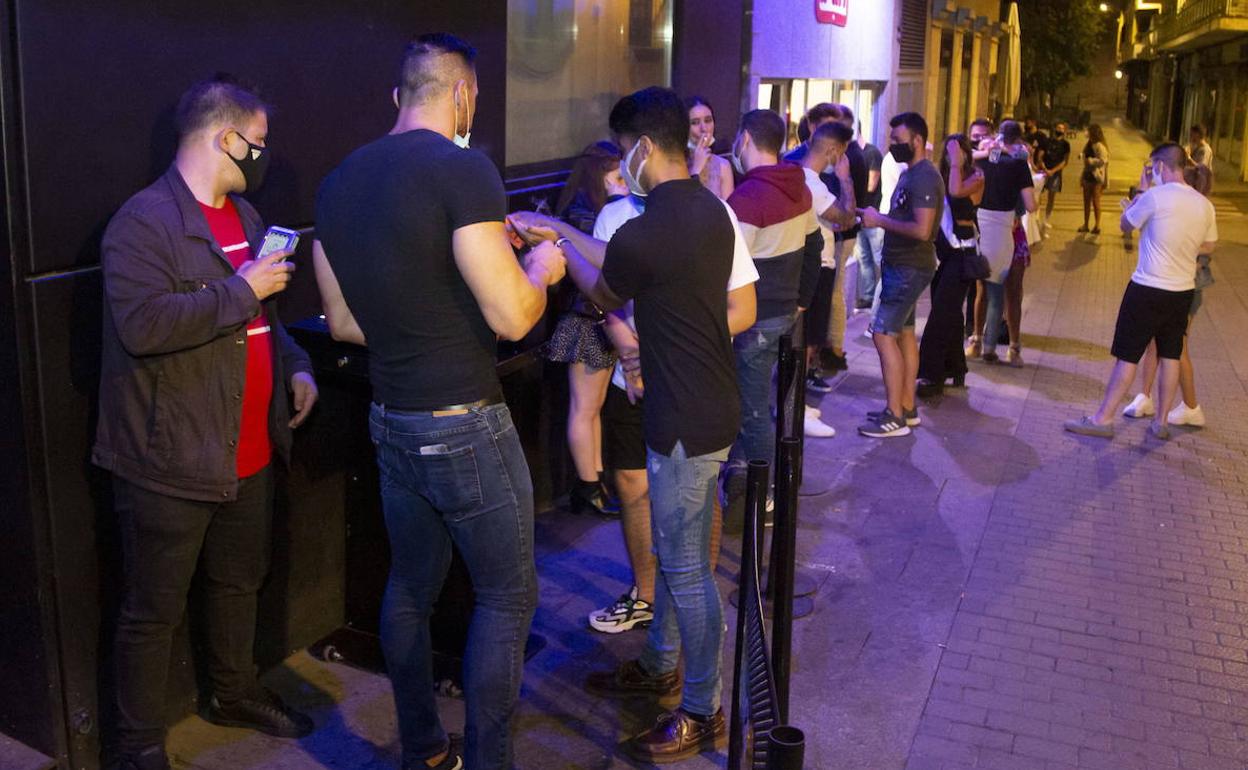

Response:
(727, 162), (824, 320)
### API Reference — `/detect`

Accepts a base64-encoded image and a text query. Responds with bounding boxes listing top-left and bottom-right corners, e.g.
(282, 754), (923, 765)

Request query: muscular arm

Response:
(312, 240), (367, 346)
(453, 221), (556, 341)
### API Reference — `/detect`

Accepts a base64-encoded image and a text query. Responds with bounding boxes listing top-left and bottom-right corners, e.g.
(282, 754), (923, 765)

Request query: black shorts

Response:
(1110, 281), (1194, 363)
(804, 266), (836, 347)
(602, 384), (645, 471)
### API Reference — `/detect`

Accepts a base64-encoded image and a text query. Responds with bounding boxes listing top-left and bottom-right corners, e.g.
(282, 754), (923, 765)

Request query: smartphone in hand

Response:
(257, 226), (300, 260)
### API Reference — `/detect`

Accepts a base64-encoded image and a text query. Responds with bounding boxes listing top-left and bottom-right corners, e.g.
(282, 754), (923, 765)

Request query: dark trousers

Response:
(918, 237), (972, 383)
(112, 467), (273, 751)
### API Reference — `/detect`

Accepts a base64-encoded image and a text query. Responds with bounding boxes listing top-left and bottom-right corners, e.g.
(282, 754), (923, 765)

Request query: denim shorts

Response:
(871, 261), (935, 335)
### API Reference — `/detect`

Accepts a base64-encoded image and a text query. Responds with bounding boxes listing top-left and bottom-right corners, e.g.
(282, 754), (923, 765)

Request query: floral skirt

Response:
(541, 312), (617, 371)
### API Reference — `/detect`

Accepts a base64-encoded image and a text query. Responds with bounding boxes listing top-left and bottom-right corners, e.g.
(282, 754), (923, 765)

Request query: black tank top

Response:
(948, 194), (977, 240)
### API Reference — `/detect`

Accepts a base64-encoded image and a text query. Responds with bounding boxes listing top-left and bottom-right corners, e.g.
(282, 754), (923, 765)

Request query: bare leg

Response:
(615, 468), (655, 604)
(1154, 358), (1181, 431)
(1138, 341), (1159, 397)
(1044, 188), (1057, 220)
(899, 327), (919, 412)
(1005, 261), (1026, 347)
(873, 331), (906, 416)
(1091, 185), (1103, 230)
(1178, 335), (1198, 408)
(567, 363), (613, 482)
(1091, 358), (1139, 425)
(973, 280), (987, 338)
(1082, 184), (1091, 228)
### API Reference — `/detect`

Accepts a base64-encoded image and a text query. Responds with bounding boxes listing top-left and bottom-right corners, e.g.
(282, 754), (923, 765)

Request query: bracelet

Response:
(554, 237), (571, 250)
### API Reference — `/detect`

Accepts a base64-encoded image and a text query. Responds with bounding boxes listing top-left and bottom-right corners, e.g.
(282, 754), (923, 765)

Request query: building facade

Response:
(1118, 0), (1248, 181)
(746, 0), (1010, 148)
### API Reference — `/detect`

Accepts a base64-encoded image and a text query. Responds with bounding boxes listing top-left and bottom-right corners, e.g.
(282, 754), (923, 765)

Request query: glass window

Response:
(505, 0), (673, 168)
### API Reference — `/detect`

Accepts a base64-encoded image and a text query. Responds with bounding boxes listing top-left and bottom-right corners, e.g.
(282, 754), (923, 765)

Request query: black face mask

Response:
(1054, 131), (1065, 137)
(889, 141), (915, 164)
(228, 132), (271, 193)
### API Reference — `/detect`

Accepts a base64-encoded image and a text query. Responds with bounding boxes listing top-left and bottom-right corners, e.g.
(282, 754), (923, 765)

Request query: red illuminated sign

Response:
(816, 0), (848, 25)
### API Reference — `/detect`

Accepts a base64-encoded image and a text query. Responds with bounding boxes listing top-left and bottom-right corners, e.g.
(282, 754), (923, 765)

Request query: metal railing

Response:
(1155, 0), (1248, 47)
(727, 332), (808, 770)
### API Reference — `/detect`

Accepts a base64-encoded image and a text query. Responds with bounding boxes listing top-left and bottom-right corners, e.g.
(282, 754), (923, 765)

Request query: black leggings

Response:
(919, 233), (973, 382)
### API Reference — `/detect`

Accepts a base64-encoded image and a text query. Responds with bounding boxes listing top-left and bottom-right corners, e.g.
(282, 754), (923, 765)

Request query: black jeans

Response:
(918, 236), (973, 383)
(112, 467), (273, 751)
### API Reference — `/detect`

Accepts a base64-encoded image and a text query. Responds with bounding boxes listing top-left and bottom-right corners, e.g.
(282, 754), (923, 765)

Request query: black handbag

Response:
(960, 246), (991, 282)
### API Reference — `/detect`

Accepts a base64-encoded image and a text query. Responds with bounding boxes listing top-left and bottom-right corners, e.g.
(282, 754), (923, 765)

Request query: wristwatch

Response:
(554, 237), (571, 251)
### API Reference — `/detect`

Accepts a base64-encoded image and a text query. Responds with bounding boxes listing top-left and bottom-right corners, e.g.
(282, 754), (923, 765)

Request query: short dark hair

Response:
(807, 102), (841, 126)
(890, 111), (928, 142)
(740, 109), (786, 155)
(811, 121), (853, 149)
(1190, 124), (1205, 137)
(836, 104), (854, 125)
(1000, 120), (1023, 144)
(970, 118), (994, 133)
(398, 33), (477, 106)
(796, 116), (811, 144)
(174, 74), (268, 140)
(1150, 142), (1188, 171)
(608, 86), (688, 155)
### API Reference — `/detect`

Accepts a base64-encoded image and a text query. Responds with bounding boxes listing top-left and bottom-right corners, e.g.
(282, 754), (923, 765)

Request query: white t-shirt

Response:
(1124, 182), (1217, 292)
(879, 152), (905, 216)
(594, 193), (760, 390)
(801, 167), (839, 268)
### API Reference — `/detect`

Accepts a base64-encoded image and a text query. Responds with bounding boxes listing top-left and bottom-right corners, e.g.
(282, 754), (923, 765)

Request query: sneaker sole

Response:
(588, 615), (653, 634)
(1122, 409), (1155, 419)
(858, 425), (912, 438)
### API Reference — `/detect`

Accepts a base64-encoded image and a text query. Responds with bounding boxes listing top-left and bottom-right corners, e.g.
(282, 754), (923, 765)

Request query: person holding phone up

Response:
(95, 75), (318, 770)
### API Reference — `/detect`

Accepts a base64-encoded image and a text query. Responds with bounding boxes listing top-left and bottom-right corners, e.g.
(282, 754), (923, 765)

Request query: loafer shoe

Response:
(622, 708), (726, 764)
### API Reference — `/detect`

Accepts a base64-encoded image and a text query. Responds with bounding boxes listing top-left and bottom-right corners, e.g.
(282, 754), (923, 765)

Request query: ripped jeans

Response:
(727, 312), (798, 486)
(637, 440), (730, 716)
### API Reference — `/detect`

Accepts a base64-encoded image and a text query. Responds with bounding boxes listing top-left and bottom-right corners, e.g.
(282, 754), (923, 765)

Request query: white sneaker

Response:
(1122, 393), (1155, 418)
(804, 406), (836, 438)
(1167, 402), (1205, 427)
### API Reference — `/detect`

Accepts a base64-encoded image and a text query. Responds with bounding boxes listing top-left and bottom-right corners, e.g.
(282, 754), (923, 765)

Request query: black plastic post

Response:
(770, 437), (801, 722)
(728, 459), (770, 770)
(774, 333), (795, 474)
(767, 725), (806, 770)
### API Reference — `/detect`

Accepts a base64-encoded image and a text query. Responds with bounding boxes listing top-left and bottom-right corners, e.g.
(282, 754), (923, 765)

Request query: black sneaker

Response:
(106, 745), (170, 770)
(569, 480), (618, 518)
(858, 409), (912, 438)
(806, 371), (833, 394)
(588, 586), (654, 634)
(866, 406), (920, 427)
(206, 689), (314, 738)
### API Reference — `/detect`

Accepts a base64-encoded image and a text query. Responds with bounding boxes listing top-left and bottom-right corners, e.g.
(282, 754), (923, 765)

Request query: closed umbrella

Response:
(1004, 1), (1022, 115)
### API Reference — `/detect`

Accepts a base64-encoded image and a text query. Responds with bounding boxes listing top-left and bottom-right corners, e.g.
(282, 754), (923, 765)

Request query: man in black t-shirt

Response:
(1040, 121), (1072, 226)
(313, 34), (565, 770)
(514, 87), (758, 764)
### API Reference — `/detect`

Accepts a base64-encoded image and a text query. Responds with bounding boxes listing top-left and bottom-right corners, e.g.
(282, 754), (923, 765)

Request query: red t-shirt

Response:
(199, 199), (274, 478)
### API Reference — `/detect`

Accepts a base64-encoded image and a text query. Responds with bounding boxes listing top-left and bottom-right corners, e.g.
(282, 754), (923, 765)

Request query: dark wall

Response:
(0, 3), (508, 768)
(672, 0), (748, 155)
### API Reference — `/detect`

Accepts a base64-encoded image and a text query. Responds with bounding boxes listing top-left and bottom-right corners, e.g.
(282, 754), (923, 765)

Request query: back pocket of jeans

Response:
(400, 444), (484, 517)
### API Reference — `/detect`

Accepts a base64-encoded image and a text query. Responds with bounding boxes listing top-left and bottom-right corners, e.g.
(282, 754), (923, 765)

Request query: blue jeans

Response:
(871, 262), (935, 336)
(638, 441), (730, 716)
(855, 227), (885, 307)
(981, 279), (1007, 353)
(729, 313), (797, 478)
(368, 402), (537, 770)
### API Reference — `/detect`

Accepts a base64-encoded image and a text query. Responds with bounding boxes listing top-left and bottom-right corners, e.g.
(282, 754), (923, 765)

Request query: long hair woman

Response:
(546, 141), (626, 515)
(685, 95), (734, 199)
(1079, 123), (1110, 234)
(917, 133), (984, 397)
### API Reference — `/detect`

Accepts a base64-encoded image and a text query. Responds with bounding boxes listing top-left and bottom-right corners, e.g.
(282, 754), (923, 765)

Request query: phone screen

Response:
(258, 232), (290, 259)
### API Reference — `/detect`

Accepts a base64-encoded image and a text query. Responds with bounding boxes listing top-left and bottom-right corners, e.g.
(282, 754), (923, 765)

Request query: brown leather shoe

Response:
(585, 660), (680, 704)
(622, 708), (727, 764)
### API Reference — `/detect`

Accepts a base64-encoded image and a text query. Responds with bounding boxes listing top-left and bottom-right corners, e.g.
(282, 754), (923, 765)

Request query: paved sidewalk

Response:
(164, 116), (1248, 770)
